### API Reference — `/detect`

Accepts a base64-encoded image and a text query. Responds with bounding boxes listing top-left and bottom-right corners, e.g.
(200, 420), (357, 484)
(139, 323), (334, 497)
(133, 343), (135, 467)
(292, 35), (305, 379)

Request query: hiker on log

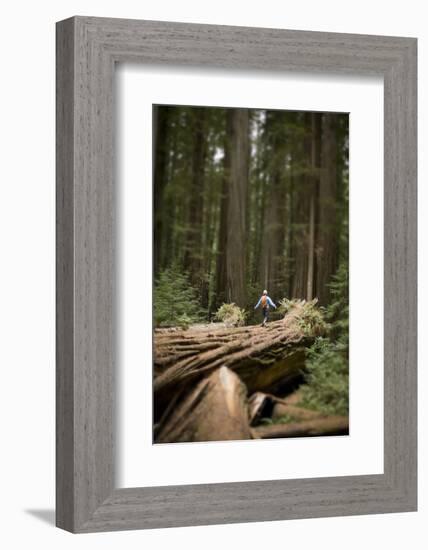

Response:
(254, 289), (277, 326)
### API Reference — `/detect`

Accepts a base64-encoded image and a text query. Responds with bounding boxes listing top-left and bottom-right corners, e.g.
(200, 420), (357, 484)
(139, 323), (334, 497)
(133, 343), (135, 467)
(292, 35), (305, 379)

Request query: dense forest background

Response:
(153, 105), (349, 326)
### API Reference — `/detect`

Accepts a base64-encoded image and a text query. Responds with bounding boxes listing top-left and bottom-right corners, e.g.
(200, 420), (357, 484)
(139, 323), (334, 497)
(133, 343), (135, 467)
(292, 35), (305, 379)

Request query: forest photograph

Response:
(152, 104), (349, 444)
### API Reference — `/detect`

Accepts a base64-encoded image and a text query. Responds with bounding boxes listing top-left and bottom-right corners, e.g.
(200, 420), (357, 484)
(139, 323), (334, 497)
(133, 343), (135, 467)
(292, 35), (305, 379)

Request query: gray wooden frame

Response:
(56, 16), (417, 533)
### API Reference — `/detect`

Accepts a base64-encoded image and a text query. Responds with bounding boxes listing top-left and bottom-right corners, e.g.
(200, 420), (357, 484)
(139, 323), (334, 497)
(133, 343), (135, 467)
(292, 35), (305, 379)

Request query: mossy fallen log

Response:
(154, 366), (253, 443)
(154, 300), (324, 419)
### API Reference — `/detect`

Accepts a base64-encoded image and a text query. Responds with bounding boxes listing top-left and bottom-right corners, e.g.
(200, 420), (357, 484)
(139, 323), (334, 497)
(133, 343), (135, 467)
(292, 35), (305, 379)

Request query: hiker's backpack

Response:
(261, 295), (267, 307)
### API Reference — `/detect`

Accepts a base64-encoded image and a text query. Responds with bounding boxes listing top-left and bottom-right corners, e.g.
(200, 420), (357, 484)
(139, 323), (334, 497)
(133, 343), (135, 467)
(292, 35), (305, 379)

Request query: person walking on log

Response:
(254, 289), (277, 326)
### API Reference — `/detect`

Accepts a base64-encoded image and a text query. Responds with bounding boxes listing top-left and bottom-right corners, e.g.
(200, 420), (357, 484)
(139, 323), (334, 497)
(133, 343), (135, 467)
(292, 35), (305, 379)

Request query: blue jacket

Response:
(254, 295), (276, 309)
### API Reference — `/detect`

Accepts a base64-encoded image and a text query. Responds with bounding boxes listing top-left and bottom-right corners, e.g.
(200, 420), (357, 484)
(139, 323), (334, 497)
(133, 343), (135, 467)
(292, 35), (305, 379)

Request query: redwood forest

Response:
(153, 105), (349, 444)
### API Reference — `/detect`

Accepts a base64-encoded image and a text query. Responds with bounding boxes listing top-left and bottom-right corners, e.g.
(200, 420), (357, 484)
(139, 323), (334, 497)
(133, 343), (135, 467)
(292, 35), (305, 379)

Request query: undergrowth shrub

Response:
(154, 266), (205, 328)
(278, 298), (328, 336)
(300, 263), (349, 416)
(214, 303), (247, 327)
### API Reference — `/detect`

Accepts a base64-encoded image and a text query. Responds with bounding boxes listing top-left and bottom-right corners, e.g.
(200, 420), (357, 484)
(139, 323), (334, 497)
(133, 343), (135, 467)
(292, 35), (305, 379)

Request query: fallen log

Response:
(155, 366), (253, 443)
(248, 391), (323, 426)
(271, 402), (323, 422)
(154, 300), (324, 418)
(280, 388), (304, 405)
(252, 416), (349, 439)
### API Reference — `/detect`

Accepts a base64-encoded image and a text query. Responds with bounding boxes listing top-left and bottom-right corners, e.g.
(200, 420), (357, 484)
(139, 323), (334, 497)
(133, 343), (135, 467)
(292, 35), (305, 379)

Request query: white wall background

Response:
(0, 1), (424, 548)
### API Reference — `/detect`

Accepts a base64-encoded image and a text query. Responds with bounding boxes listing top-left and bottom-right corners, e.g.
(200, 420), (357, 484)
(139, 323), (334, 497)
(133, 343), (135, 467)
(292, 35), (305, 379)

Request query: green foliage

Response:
(298, 303), (328, 337)
(174, 313), (193, 330)
(325, 262), (349, 339)
(277, 297), (299, 316)
(300, 264), (349, 416)
(300, 338), (349, 415)
(214, 302), (247, 327)
(277, 298), (328, 336)
(154, 266), (206, 328)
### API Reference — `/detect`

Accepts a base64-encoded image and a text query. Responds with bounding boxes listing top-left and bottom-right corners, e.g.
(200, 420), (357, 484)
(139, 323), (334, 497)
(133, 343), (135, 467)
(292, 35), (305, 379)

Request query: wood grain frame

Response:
(56, 16), (417, 533)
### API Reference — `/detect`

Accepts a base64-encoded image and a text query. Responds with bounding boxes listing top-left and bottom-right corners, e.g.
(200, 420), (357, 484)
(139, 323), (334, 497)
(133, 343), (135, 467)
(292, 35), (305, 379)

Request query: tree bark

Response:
(215, 120), (231, 309)
(316, 113), (338, 305)
(306, 195), (315, 299)
(290, 113), (310, 299)
(153, 105), (171, 273)
(155, 366), (253, 443)
(307, 113), (321, 300)
(183, 108), (207, 282)
(260, 111), (288, 299)
(291, 112), (322, 301)
(253, 416), (349, 439)
(225, 108), (249, 308)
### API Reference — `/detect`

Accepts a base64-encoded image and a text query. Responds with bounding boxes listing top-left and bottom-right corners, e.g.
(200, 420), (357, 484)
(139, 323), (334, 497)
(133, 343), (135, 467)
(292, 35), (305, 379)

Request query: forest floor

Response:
(153, 300), (349, 444)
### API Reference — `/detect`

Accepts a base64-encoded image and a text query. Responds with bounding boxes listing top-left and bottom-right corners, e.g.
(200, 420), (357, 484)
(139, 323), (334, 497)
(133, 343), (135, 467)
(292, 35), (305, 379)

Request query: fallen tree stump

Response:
(154, 300), (324, 419)
(155, 366), (252, 443)
(252, 416), (349, 439)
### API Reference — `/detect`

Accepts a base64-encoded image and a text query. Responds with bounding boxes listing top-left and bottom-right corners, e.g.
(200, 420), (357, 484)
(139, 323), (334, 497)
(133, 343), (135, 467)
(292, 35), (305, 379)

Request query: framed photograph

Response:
(56, 16), (417, 532)
(151, 104), (350, 446)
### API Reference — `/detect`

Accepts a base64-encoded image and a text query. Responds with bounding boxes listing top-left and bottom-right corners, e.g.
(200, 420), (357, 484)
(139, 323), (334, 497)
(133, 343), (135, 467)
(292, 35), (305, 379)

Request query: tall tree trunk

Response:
(153, 106), (171, 274)
(225, 108), (249, 308)
(202, 161), (218, 314)
(291, 113), (311, 299)
(307, 196), (315, 300)
(249, 112), (267, 287)
(215, 119), (231, 309)
(260, 111), (287, 300)
(159, 121), (179, 270)
(307, 113), (321, 300)
(252, 173), (267, 285)
(316, 113), (338, 305)
(183, 108), (207, 283)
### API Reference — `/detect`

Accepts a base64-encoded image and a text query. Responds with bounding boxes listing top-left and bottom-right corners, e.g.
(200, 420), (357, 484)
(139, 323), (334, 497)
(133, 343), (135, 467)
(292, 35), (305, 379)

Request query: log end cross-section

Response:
(155, 366), (253, 444)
